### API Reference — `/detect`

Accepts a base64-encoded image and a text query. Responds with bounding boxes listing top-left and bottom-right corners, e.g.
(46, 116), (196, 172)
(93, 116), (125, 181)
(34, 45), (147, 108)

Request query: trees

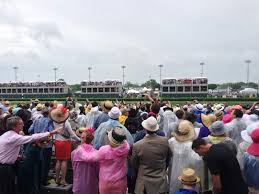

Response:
(141, 79), (160, 89)
(208, 84), (218, 91)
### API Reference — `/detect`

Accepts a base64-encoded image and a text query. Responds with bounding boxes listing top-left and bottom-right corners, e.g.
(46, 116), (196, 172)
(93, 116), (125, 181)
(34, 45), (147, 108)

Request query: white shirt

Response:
(0, 130), (50, 164)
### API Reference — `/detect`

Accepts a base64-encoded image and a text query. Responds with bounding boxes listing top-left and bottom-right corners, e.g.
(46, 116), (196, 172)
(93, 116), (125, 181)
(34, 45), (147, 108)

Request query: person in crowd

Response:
(0, 116), (58, 194)
(134, 114), (165, 143)
(85, 101), (102, 128)
(28, 107), (54, 186)
(31, 103), (44, 121)
(192, 138), (248, 194)
(71, 128), (99, 194)
(162, 106), (178, 139)
(169, 120), (202, 193)
(93, 100), (113, 130)
(173, 168), (201, 194)
(76, 127), (130, 194)
(119, 107), (130, 125)
(226, 108), (247, 146)
(131, 117), (171, 194)
(192, 104), (205, 124)
(204, 121), (237, 155)
(15, 108), (33, 135)
(198, 114), (216, 138)
(50, 106), (80, 185)
(124, 108), (141, 141)
(238, 122), (259, 166)
(242, 128), (259, 193)
(214, 110), (224, 121)
(94, 107), (133, 149)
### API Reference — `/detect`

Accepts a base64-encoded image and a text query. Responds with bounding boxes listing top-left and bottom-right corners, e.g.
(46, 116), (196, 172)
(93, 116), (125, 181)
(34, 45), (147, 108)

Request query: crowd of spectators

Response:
(81, 80), (122, 86)
(0, 80), (67, 88)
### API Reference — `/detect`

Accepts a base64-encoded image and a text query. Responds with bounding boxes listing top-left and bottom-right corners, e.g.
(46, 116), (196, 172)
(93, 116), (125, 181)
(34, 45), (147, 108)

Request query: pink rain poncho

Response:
(71, 144), (99, 194)
(77, 141), (130, 194)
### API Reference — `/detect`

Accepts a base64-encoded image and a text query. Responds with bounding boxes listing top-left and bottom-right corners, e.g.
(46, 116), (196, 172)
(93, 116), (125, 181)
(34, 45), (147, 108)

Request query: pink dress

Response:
(77, 141), (130, 194)
(71, 144), (99, 194)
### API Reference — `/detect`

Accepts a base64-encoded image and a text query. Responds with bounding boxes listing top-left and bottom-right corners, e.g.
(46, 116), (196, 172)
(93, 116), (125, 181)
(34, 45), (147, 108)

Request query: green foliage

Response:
(141, 79), (160, 89)
(208, 84), (218, 90)
(69, 84), (81, 92)
(124, 81), (140, 89)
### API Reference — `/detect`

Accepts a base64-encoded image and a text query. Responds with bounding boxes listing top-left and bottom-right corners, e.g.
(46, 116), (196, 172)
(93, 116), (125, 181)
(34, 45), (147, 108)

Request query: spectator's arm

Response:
(212, 175), (221, 194)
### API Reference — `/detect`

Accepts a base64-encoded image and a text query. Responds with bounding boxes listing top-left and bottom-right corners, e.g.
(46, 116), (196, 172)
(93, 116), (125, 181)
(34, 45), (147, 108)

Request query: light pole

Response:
(245, 60), (251, 85)
(88, 67), (92, 82)
(121, 65), (126, 87)
(200, 62), (205, 77)
(13, 66), (18, 82)
(158, 64), (163, 96)
(53, 67), (58, 82)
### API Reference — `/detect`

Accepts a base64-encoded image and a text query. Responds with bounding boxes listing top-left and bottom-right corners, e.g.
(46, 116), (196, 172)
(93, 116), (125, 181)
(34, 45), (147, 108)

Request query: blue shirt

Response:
(28, 117), (54, 148)
(173, 188), (198, 194)
(243, 152), (259, 189)
(93, 112), (109, 130)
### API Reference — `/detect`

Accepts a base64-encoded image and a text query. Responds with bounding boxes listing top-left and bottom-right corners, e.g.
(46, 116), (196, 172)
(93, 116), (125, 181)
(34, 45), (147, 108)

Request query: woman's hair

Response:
(81, 130), (94, 144)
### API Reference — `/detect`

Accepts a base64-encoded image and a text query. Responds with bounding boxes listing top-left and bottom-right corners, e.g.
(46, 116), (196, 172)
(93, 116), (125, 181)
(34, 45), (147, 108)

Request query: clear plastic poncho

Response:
(168, 138), (203, 193)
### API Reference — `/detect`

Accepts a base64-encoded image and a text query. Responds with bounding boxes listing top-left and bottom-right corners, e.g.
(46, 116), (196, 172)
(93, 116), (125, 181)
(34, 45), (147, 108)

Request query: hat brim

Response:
(201, 114), (213, 128)
(107, 130), (124, 147)
(210, 126), (226, 136)
(178, 176), (200, 185)
(141, 120), (159, 132)
(173, 128), (196, 142)
(50, 109), (69, 124)
(241, 130), (253, 143)
(247, 143), (259, 156)
(101, 101), (113, 112)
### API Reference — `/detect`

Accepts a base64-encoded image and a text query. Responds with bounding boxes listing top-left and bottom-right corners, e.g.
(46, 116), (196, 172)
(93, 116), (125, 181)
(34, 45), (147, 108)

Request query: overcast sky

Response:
(0, 0), (258, 84)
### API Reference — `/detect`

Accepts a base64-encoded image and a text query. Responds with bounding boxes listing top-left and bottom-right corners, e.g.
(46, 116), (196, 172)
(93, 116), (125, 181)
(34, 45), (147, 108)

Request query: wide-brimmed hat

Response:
(195, 104), (204, 111)
(222, 114), (232, 124)
(201, 114), (217, 128)
(50, 107), (69, 123)
(173, 120), (195, 142)
(141, 116), (159, 132)
(178, 168), (200, 185)
(108, 107), (122, 119)
(209, 121), (226, 136)
(212, 104), (224, 111)
(36, 103), (44, 111)
(4, 100), (10, 106)
(214, 110), (224, 121)
(241, 122), (259, 143)
(108, 127), (126, 147)
(232, 105), (243, 110)
(247, 128), (259, 156)
(101, 100), (113, 112)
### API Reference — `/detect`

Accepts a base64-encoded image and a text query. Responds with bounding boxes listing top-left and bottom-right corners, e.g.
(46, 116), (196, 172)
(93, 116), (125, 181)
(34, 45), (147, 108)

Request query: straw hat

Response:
(212, 104), (224, 111)
(36, 103), (44, 111)
(201, 114), (217, 128)
(141, 117), (159, 132)
(50, 107), (69, 123)
(101, 100), (113, 112)
(214, 110), (224, 121)
(108, 127), (127, 147)
(178, 168), (200, 185)
(173, 120), (195, 142)
(195, 104), (204, 111)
